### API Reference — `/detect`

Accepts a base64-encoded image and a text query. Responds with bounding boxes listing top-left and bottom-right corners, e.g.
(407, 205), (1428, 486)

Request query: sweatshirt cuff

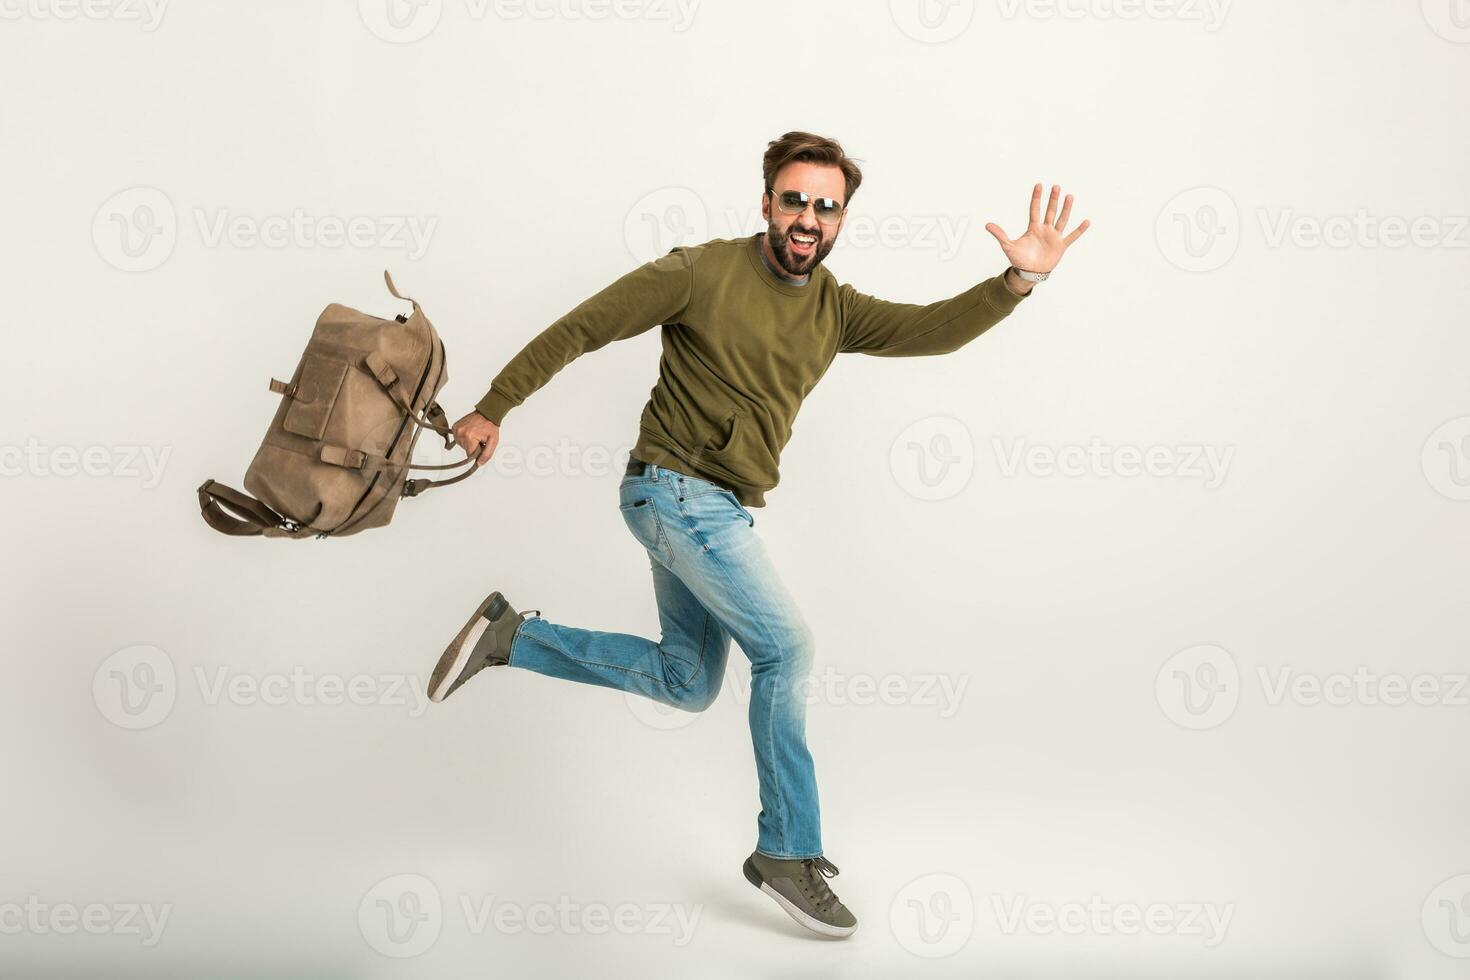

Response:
(984, 270), (1031, 314)
(475, 386), (518, 426)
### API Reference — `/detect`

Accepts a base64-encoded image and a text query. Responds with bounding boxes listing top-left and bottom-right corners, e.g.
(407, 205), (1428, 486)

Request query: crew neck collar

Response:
(747, 233), (814, 296)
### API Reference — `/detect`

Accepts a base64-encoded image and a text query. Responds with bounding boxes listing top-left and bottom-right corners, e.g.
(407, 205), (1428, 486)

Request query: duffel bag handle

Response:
(197, 480), (304, 536)
(403, 456), (479, 498)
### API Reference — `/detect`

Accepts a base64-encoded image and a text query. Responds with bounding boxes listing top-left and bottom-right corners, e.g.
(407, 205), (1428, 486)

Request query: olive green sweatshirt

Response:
(476, 232), (1029, 507)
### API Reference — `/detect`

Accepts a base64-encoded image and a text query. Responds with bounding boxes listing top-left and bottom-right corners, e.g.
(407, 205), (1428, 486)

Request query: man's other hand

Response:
(452, 411), (500, 467)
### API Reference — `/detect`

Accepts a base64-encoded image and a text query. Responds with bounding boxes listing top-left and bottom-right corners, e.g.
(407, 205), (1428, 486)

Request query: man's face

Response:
(762, 161), (847, 277)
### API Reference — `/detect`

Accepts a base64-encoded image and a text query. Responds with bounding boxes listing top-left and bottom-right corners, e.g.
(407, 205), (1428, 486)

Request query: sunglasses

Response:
(769, 188), (845, 225)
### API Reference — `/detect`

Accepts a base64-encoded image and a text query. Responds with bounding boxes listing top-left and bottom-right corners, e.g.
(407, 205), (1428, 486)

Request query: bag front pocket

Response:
(282, 352), (350, 440)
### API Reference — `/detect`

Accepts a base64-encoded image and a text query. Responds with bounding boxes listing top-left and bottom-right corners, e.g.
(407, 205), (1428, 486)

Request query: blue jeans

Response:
(506, 459), (823, 859)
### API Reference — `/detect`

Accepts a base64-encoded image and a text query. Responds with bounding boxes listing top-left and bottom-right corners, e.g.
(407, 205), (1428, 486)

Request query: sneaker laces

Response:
(799, 856), (842, 910)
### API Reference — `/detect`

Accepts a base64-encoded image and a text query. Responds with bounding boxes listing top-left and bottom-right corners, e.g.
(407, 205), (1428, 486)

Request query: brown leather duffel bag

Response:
(198, 271), (475, 538)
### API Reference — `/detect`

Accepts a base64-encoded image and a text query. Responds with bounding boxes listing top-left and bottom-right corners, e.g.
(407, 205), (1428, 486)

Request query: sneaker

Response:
(427, 592), (538, 703)
(742, 851), (857, 938)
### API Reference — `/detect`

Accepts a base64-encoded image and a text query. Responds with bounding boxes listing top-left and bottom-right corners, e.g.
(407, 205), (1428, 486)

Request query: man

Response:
(427, 132), (1089, 938)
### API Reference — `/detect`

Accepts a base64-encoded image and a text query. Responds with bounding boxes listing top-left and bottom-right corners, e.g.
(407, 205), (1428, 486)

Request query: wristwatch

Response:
(1012, 267), (1050, 283)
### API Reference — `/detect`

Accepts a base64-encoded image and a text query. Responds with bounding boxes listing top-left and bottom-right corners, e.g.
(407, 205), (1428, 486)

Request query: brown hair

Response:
(761, 131), (864, 207)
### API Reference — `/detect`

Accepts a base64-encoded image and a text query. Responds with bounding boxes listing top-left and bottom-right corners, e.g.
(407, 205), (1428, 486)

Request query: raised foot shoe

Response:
(742, 851), (857, 938)
(427, 592), (538, 703)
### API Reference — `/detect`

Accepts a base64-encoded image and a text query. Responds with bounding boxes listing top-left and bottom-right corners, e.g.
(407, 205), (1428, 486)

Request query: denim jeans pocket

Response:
(674, 477), (754, 529)
(619, 490), (674, 565)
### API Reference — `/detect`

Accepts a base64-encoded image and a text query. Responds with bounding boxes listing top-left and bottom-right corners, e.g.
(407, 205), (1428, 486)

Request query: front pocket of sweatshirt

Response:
(701, 408), (743, 457)
(690, 405), (778, 491)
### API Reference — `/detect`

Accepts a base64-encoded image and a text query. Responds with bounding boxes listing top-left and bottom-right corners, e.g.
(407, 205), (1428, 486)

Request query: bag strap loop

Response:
(383, 269), (420, 314)
(363, 352), (455, 449)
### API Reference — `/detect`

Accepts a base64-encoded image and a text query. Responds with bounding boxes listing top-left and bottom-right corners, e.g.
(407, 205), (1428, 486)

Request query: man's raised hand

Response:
(985, 183), (1091, 274)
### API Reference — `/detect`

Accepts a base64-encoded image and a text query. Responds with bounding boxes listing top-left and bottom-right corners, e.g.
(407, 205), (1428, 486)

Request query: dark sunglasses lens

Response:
(775, 190), (841, 221)
(778, 191), (807, 212)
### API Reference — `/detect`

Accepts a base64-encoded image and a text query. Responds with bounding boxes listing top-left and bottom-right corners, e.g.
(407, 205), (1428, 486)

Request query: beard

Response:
(767, 219), (835, 277)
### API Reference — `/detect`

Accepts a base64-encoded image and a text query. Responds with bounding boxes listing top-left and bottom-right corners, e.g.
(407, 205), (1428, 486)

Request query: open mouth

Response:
(788, 231), (818, 256)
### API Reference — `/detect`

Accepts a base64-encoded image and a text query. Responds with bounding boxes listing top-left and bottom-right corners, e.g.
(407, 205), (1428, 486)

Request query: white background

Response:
(3, 0), (1468, 976)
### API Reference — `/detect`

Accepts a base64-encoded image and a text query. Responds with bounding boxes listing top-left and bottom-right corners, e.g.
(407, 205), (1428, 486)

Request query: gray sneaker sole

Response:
(742, 856), (857, 939)
(429, 592), (509, 703)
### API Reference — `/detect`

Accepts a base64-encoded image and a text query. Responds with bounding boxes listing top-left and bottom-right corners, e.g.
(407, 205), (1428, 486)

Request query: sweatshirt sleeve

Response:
(475, 247), (696, 424)
(836, 271), (1028, 357)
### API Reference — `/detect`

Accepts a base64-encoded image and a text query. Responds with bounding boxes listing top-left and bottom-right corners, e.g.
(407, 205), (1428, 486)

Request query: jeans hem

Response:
(755, 847), (823, 861)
